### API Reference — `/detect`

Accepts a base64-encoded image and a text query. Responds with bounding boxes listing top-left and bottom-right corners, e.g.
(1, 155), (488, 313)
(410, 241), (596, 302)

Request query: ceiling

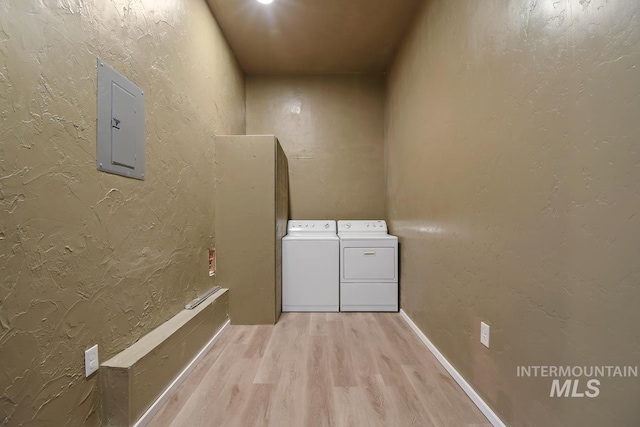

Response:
(206, 0), (424, 75)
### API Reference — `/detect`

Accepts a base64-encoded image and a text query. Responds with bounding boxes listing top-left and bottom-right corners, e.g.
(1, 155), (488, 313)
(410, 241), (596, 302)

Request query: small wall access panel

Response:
(97, 59), (145, 180)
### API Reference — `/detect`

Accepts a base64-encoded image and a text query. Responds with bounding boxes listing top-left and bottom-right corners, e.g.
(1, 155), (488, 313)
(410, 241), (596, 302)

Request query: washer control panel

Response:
(287, 220), (336, 234)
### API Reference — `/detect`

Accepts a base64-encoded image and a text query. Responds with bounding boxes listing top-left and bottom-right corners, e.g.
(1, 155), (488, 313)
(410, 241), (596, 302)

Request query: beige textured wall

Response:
(246, 75), (386, 220)
(387, 1), (640, 426)
(0, 1), (244, 425)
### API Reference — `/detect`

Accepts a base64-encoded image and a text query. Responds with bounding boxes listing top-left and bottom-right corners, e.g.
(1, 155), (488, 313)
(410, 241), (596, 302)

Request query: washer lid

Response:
(338, 220), (388, 235)
(287, 220), (337, 235)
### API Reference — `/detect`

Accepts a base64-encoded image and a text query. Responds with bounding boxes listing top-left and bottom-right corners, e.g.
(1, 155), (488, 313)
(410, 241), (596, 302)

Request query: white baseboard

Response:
(399, 309), (506, 427)
(133, 319), (231, 427)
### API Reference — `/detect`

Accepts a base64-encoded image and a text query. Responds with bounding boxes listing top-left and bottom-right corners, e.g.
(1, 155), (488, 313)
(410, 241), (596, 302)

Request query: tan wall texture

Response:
(246, 75), (386, 220)
(0, 0), (244, 425)
(387, 1), (640, 426)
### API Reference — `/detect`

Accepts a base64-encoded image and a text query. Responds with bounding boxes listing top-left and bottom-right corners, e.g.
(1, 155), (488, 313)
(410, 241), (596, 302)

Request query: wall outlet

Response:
(85, 344), (99, 377)
(480, 322), (490, 348)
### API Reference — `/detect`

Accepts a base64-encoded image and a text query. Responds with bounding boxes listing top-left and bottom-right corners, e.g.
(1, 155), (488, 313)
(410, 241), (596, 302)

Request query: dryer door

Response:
(343, 247), (396, 280)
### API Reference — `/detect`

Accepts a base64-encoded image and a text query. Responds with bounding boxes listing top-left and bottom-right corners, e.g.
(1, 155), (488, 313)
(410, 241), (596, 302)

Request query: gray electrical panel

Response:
(96, 59), (145, 180)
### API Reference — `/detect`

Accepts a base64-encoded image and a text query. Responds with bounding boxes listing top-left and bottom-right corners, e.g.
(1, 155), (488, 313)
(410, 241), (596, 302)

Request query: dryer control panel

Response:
(338, 220), (388, 234)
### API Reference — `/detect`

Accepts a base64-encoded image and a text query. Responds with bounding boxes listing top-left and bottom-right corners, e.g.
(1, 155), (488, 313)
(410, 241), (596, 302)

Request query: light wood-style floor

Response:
(148, 313), (491, 427)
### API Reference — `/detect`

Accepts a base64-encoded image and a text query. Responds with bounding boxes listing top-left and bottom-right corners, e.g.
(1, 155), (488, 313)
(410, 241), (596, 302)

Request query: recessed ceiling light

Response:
(256, 0), (273, 4)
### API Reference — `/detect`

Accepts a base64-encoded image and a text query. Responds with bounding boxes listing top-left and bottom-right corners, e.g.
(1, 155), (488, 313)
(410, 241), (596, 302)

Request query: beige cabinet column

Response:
(214, 135), (289, 324)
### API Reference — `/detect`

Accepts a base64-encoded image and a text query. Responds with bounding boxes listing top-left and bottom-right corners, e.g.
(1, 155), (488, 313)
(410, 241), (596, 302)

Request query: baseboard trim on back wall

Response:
(399, 309), (507, 427)
(133, 319), (231, 427)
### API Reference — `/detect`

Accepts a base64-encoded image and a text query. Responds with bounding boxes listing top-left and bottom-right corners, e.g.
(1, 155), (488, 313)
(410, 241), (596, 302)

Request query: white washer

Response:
(338, 220), (398, 312)
(282, 220), (339, 312)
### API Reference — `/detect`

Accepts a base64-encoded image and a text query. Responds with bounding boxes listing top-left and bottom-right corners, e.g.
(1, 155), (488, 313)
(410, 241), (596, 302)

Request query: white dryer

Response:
(338, 220), (398, 312)
(282, 220), (339, 312)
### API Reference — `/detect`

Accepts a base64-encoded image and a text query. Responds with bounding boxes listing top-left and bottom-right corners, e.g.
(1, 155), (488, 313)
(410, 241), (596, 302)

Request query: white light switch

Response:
(85, 344), (99, 377)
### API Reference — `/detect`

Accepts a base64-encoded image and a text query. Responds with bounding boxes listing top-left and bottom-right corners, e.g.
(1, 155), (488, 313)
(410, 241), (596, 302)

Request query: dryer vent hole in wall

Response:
(209, 248), (216, 276)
